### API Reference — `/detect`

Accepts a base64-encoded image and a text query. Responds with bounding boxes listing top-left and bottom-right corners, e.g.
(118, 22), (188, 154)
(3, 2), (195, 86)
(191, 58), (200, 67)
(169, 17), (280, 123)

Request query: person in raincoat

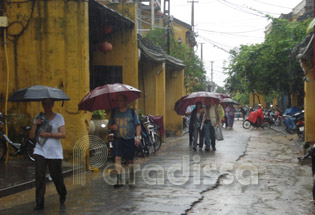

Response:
(225, 104), (236, 129)
(248, 104), (264, 127)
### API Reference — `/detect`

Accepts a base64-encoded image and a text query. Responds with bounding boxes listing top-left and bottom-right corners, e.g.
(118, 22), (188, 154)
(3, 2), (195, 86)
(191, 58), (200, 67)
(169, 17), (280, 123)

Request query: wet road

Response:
(0, 121), (313, 214)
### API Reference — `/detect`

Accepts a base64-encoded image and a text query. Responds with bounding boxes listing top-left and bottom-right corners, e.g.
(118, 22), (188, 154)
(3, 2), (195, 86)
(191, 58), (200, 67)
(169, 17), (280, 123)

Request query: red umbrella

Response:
(78, 83), (141, 111)
(174, 91), (220, 115)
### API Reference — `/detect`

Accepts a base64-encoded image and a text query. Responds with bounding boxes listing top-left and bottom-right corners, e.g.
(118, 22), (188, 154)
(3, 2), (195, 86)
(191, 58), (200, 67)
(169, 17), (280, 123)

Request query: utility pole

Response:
(187, 0), (198, 32)
(151, 0), (155, 29)
(163, 0), (171, 54)
(200, 42), (204, 62)
(210, 61), (214, 83)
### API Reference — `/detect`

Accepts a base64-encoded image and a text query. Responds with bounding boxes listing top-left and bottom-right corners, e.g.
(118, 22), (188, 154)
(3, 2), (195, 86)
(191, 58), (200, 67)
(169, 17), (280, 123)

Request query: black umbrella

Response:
(8, 85), (70, 102)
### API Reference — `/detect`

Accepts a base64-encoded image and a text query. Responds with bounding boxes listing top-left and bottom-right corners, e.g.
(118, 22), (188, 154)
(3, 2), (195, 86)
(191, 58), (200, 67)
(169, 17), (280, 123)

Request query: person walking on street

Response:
(256, 104), (264, 128)
(108, 95), (141, 188)
(201, 99), (224, 151)
(185, 105), (194, 146)
(225, 104), (236, 129)
(30, 99), (67, 211)
(190, 102), (204, 151)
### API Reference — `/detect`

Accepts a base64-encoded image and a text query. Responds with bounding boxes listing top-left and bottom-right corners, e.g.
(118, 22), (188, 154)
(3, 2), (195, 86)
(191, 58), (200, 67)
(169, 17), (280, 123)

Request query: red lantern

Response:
(157, 10), (163, 17)
(98, 41), (113, 53)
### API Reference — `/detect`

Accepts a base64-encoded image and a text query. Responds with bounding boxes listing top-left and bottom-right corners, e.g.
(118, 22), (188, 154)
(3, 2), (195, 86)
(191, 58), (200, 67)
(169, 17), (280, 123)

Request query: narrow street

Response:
(0, 121), (313, 215)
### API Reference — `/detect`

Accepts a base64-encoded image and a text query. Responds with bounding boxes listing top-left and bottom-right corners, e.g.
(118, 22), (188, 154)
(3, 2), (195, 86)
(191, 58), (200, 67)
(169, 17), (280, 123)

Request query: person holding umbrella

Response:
(30, 99), (67, 210)
(225, 104), (236, 129)
(190, 101), (204, 151)
(201, 98), (224, 151)
(108, 95), (141, 188)
(8, 85), (70, 211)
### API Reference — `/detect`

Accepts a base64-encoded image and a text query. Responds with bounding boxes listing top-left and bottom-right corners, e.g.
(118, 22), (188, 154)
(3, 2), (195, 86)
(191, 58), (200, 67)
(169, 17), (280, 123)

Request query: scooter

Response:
(284, 110), (304, 134)
(274, 110), (283, 126)
(263, 109), (275, 126)
(295, 111), (304, 140)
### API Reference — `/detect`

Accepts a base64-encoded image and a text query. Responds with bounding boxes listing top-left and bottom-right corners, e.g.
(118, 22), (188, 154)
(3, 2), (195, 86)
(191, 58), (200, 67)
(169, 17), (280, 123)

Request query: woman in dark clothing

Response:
(190, 102), (204, 151)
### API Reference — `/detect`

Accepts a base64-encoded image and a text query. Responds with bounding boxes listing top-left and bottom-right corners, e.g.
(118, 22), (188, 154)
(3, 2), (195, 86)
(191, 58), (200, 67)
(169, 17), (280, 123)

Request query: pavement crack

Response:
(236, 137), (250, 162)
(183, 173), (228, 215)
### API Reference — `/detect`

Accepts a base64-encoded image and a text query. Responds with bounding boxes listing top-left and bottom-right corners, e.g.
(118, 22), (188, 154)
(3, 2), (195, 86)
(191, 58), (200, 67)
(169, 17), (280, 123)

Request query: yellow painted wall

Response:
(138, 61), (165, 115)
(138, 61), (166, 139)
(249, 92), (267, 108)
(172, 22), (190, 46)
(165, 69), (184, 135)
(93, 3), (138, 111)
(304, 70), (315, 142)
(138, 61), (157, 114)
(0, 0), (91, 159)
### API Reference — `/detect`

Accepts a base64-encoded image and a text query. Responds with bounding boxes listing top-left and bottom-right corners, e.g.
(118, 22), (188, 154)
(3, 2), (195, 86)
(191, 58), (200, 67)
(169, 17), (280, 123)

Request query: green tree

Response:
(225, 17), (311, 105)
(144, 28), (206, 92)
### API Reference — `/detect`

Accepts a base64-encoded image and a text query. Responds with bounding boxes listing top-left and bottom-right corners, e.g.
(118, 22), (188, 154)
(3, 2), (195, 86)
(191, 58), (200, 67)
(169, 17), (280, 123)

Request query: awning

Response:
(138, 34), (166, 63)
(165, 55), (186, 71)
(89, 0), (135, 33)
(293, 32), (313, 61)
(138, 34), (185, 70)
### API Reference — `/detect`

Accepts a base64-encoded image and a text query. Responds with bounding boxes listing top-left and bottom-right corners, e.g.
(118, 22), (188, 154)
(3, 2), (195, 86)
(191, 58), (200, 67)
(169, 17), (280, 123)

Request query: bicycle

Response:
(143, 115), (162, 151)
(0, 112), (36, 162)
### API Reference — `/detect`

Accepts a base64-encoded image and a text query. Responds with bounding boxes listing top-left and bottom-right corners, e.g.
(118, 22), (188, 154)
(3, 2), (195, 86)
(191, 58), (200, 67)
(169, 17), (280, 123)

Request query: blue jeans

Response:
(204, 121), (215, 148)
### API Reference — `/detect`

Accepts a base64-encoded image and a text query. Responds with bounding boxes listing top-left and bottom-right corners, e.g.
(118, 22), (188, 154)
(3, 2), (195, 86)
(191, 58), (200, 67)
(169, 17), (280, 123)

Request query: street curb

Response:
(0, 169), (73, 198)
(269, 126), (287, 135)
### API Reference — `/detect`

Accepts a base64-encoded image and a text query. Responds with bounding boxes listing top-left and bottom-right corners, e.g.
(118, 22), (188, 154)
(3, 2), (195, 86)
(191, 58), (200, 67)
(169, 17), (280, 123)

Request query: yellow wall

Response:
(138, 61), (165, 115)
(138, 61), (166, 139)
(93, 3), (138, 110)
(172, 22), (190, 46)
(304, 70), (315, 142)
(165, 69), (184, 135)
(249, 92), (267, 108)
(0, 0), (91, 159)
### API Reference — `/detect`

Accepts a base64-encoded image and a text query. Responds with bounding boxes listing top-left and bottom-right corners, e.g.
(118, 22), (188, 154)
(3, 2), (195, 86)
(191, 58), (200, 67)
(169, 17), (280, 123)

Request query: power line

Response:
(197, 27), (265, 34)
(252, 0), (292, 9)
(216, 0), (265, 18)
(218, 0), (281, 16)
(198, 35), (231, 53)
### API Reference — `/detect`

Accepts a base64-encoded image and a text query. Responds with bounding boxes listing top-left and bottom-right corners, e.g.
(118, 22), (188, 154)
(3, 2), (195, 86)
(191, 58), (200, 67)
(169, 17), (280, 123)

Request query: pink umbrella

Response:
(174, 91), (220, 115)
(78, 83), (141, 111)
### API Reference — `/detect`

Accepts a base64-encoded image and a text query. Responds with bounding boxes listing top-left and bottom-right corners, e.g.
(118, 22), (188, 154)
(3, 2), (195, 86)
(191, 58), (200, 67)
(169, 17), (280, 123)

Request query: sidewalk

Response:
(0, 158), (73, 198)
(269, 124), (305, 154)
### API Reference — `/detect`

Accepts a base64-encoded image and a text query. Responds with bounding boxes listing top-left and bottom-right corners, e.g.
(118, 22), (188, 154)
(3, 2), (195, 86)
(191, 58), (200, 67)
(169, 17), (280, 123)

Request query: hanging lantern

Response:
(157, 10), (163, 17)
(98, 41), (113, 53)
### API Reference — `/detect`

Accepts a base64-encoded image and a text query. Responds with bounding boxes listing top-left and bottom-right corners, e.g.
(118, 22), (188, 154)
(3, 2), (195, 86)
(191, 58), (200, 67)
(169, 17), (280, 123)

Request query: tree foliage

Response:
(224, 17), (311, 101)
(144, 28), (206, 92)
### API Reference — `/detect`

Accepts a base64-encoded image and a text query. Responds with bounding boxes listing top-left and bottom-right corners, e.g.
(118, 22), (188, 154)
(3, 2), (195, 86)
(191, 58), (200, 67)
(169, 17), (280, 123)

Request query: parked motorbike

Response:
(274, 109), (283, 126)
(295, 111), (304, 140)
(283, 110), (304, 135)
(263, 109), (275, 126)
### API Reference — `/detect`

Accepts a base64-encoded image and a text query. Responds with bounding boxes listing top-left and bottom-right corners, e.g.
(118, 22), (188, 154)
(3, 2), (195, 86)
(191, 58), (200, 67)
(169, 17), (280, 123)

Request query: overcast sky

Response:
(169, 0), (304, 87)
